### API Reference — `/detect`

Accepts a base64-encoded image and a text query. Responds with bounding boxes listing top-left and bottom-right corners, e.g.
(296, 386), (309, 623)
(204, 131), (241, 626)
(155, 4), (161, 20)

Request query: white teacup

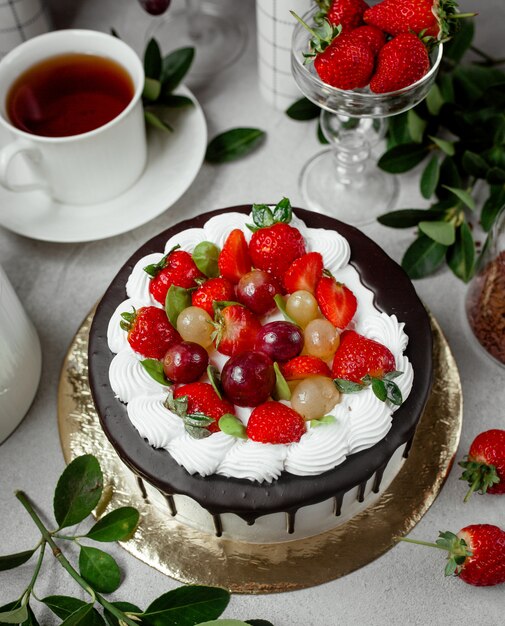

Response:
(0, 30), (146, 205)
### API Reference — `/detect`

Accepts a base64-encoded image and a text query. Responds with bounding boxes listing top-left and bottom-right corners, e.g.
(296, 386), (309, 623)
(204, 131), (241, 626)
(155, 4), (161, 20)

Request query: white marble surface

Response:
(0, 1), (504, 624)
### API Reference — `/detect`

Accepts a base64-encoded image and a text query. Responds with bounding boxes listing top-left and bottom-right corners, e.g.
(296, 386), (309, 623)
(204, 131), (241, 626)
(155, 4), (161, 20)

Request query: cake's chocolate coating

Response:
(89, 207), (432, 519)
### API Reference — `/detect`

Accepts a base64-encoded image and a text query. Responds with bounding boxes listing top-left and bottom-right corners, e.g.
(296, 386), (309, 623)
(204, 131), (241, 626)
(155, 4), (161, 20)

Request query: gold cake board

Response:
(58, 311), (462, 593)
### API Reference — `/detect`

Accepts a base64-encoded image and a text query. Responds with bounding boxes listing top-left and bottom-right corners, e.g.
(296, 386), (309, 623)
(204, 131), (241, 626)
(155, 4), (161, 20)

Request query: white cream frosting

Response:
(107, 212), (414, 483)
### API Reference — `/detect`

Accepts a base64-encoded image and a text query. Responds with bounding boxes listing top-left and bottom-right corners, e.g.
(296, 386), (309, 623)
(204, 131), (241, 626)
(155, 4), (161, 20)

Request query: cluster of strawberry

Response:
(119, 198), (401, 445)
(301, 0), (465, 93)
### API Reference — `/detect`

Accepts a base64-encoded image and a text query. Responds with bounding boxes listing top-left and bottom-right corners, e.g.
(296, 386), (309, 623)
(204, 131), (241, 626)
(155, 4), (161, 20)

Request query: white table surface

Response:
(1, 1), (504, 624)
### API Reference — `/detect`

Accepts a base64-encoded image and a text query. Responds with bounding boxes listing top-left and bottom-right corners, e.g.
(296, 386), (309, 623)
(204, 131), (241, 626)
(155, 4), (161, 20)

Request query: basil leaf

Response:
(418, 220), (455, 246)
(192, 241), (220, 277)
(165, 284), (192, 328)
(447, 221), (475, 283)
(140, 359), (171, 386)
(53, 455), (103, 530)
(207, 365), (222, 399)
(285, 97), (320, 120)
(0, 549), (35, 572)
(144, 38), (162, 79)
(371, 378), (387, 402)
(143, 586), (230, 626)
(420, 156), (440, 199)
(274, 294), (298, 325)
(206, 128), (266, 163)
(378, 143), (429, 173)
(85, 507), (139, 542)
(401, 235), (448, 279)
(160, 47), (195, 92)
(79, 546), (121, 594)
(218, 414), (247, 439)
(273, 362), (291, 401)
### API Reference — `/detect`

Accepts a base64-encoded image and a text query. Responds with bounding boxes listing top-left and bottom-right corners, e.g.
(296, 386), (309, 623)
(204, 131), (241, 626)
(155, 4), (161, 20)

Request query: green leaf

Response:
(418, 220), (455, 246)
(54, 455), (103, 530)
(60, 605), (94, 626)
(79, 546), (121, 594)
(274, 294), (298, 325)
(378, 143), (429, 173)
(447, 221), (475, 283)
(143, 586), (230, 626)
(384, 379), (403, 406)
(192, 241), (220, 278)
(386, 112), (411, 148)
(481, 185), (505, 231)
(437, 156), (462, 196)
(0, 605), (28, 624)
(86, 506), (139, 542)
(272, 362), (291, 401)
(429, 136), (455, 156)
(407, 110), (427, 144)
(272, 197), (292, 223)
(442, 186), (476, 210)
(205, 128), (266, 163)
(158, 94), (194, 108)
(103, 602), (142, 626)
(42, 596), (86, 620)
(140, 359), (171, 386)
(333, 379), (365, 394)
(206, 365), (222, 399)
(285, 97), (320, 120)
(245, 622), (275, 626)
(144, 111), (173, 133)
(453, 65), (505, 105)
(420, 155), (440, 199)
(310, 415), (336, 428)
(160, 47), (195, 93)
(444, 19), (474, 64)
(218, 414), (247, 439)
(401, 235), (448, 279)
(165, 284), (192, 328)
(144, 38), (162, 79)
(143, 77), (161, 102)
(371, 378), (387, 402)
(0, 549), (35, 571)
(462, 151), (489, 178)
(438, 73), (455, 103)
(426, 84), (444, 116)
(378, 208), (443, 228)
(487, 167), (505, 184)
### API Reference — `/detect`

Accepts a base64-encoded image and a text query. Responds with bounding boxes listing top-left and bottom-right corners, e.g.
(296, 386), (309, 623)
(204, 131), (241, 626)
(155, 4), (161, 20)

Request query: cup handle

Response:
(0, 139), (50, 194)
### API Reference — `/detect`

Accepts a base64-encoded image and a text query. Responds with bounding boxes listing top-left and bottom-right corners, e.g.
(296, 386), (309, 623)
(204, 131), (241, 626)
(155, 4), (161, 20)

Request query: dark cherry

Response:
(163, 341), (208, 383)
(138, 0), (171, 15)
(255, 321), (303, 362)
(221, 351), (275, 407)
(236, 270), (281, 315)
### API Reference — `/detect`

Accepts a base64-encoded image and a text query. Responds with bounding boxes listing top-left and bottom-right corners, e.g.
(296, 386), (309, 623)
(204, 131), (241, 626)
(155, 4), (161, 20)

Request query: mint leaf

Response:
(140, 359), (171, 386)
(192, 241), (220, 278)
(165, 284), (192, 328)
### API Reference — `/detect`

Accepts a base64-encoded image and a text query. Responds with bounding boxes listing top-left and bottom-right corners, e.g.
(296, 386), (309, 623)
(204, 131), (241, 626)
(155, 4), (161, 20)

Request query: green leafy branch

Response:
(0, 454), (273, 626)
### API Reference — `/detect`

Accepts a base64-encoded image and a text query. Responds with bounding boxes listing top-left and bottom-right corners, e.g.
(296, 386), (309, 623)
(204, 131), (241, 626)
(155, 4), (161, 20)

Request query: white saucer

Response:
(0, 87), (207, 243)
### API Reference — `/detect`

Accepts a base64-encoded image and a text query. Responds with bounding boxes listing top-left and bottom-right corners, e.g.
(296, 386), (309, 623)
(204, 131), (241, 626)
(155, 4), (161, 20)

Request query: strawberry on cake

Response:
(89, 200), (432, 543)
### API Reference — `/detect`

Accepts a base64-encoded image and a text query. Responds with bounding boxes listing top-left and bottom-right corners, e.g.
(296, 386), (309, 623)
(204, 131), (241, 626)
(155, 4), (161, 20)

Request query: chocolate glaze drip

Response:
(137, 476), (149, 503)
(88, 206), (433, 524)
(164, 494), (177, 517)
(333, 493), (344, 517)
(357, 481), (367, 503)
(403, 436), (414, 459)
(212, 514), (223, 537)
(372, 464), (387, 494)
(286, 511), (297, 534)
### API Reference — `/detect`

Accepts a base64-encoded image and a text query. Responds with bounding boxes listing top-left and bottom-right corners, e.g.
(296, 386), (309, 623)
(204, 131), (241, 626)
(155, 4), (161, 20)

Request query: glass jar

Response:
(465, 205), (505, 367)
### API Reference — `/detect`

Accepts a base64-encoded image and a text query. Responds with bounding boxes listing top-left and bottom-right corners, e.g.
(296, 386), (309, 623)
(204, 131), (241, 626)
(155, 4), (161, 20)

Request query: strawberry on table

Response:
(283, 252), (324, 295)
(212, 304), (262, 356)
(144, 246), (203, 305)
(332, 330), (403, 404)
(363, 0), (473, 41)
(315, 0), (369, 32)
(247, 401), (306, 444)
(248, 198), (306, 285)
(120, 306), (181, 360)
(218, 229), (252, 284)
(459, 429), (505, 501)
(400, 525), (505, 587)
(281, 355), (332, 381)
(191, 277), (235, 317)
(369, 33), (430, 93)
(168, 382), (236, 435)
(315, 273), (357, 329)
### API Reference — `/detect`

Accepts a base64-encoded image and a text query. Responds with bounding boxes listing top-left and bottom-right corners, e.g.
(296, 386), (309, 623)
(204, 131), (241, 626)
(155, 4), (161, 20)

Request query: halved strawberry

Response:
(191, 277), (235, 317)
(281, 355), (332, 381)
(283, 252), (324, 295)
(168, 382), (235, 435)
(247, 401), (306, 444)
(315, 274), (357, 329)
(218, 229), (252, 284)
(212, 304), (262, 357)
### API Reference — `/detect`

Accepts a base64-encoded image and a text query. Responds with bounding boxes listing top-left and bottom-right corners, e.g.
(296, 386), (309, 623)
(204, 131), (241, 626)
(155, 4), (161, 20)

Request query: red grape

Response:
(255, 321), (304, 362)
(138, 0), (171, 15)
(163, 341), (209, 383)
(221, 351), (275, 407)
(236, 270), (281, 315)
